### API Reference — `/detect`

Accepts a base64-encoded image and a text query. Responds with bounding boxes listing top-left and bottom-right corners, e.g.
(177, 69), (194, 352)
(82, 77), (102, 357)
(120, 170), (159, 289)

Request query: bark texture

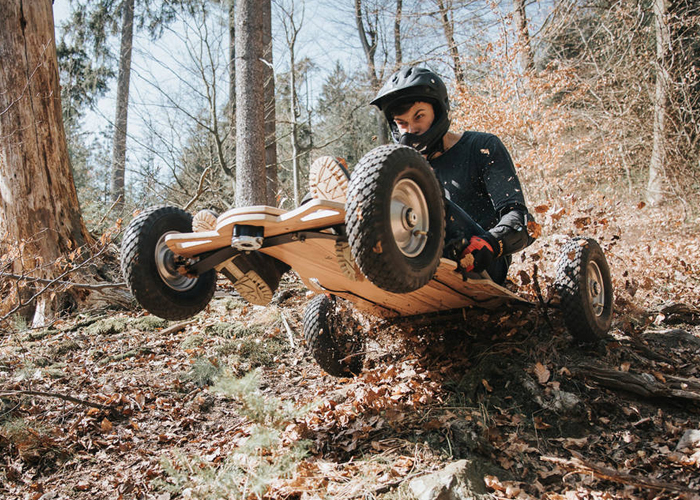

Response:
(227, 0), (236, 189)
(394, 0), (403, 67)
(355, 0), (388, 144)
(262, 0), (278, 206)
(647, 0), (671, 205)
(110, 0), (135, 212)
(0, 0), (91, 325)
(512, 0), (534, 72)
(435, 0), (465, 83)
(235, 0), (267, 206)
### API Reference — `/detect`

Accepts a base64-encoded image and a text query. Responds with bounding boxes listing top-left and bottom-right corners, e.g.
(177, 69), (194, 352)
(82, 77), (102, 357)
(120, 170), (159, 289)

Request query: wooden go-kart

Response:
(120, 145), (614, 376)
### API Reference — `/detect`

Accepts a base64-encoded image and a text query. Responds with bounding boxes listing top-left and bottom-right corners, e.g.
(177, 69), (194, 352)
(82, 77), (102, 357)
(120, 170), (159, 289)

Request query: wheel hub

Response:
(390, 178), (429, 257)
(587, 261), (606, 317)
(155, 232), (198, 292)
(404, 208), (418, 228)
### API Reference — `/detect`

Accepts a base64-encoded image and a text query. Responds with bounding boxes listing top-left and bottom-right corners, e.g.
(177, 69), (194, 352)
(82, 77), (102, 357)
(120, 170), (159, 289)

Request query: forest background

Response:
(1, 0), (700, 498)
(53, 0), (700, 224)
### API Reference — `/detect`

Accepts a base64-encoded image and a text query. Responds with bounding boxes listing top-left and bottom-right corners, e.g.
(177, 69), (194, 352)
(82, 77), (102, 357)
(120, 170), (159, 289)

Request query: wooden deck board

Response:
(164, 200), (529, 317)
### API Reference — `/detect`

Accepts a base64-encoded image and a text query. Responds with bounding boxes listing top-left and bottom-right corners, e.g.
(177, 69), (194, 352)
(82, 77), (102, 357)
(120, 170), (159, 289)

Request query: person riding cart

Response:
(372, 66), (537, 284)
(313, 66), (536, 284)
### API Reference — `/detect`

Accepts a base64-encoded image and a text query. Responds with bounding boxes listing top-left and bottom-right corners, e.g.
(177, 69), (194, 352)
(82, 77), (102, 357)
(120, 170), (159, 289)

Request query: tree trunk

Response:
(227, 0), (236, 192)
(647, 0), (671, 205)
(512, 0), (534, 72)
(235, 0), (267, 206)
(0, 0), (92, 326)
(394, 0), (403, 67)
(355, 0), (388, 144)
(290, 47), (300, 207)
(262, 0), (278, 206)
(435, 0), (465, 83)
(110, 0), (134, 213)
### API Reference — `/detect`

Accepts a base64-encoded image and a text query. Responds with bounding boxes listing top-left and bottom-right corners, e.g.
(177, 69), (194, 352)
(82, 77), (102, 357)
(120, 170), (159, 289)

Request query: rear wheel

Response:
(121, 206), (216, 320)
(303, 294), (365, 377)
(555, 237), (613, 342)
(345, 145), (445, 293)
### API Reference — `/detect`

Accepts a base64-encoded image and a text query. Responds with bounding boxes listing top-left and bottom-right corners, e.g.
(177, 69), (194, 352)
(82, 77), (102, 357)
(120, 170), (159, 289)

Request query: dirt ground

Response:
(1, 203), (699, 499)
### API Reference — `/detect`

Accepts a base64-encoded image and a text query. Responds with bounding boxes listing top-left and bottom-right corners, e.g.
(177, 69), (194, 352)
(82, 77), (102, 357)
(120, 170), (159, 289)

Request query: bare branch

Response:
(0, 390), (119, 412)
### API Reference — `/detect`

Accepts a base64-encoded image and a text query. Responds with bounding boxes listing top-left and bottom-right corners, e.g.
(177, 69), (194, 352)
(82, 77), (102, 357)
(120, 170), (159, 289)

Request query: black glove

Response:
(458, 234), (498, 273)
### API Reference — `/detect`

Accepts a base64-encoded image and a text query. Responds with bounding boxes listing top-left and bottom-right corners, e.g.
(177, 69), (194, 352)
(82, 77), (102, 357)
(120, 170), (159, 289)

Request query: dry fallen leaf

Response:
(75, 481), (91, 491)
(574, 216), (591, 229)
(534, 363), (551, 385)
(551, 207), (566, 221)
(101, 418), (113, 434)
(527, 220), (543, 239)
(534, 417), (551, 430)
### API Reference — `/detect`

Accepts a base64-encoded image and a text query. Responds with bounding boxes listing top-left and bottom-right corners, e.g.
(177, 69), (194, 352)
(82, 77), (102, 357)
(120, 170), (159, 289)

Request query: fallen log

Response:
(541, 451), (695, 494)
(573, 363), (700, 402)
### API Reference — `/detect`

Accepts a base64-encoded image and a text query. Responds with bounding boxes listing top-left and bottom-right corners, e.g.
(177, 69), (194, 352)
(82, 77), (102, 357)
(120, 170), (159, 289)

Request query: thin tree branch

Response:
(0, 273), (126, 290)
(0, 390), (118, 412)
(183, 165), (212, 211)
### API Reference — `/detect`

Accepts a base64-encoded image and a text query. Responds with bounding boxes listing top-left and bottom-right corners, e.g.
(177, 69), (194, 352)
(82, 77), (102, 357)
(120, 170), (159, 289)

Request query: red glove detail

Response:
(459, 235), (496, 273)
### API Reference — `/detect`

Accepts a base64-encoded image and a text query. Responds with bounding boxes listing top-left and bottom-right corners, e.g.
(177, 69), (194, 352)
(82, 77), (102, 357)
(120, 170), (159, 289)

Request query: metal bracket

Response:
(187, 230), (341, 275)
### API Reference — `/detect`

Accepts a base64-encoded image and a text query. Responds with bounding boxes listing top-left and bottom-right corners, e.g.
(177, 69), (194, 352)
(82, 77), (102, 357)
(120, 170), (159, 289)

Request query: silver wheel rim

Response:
(587, 260), (606, 317)
(390, 178), (429, 258)
(155, 232), (197, 291)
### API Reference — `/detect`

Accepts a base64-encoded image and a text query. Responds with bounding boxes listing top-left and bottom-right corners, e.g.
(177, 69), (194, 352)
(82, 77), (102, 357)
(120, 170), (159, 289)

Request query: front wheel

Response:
(120, 206), (217, 320)
(345, 145), (445, 293)
(555, 237), (613, 342)
(303, 294), (365, 377)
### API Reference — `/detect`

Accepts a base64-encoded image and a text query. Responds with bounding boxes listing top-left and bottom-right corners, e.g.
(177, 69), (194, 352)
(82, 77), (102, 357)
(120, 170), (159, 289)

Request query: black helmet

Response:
(370, 66), (450, 156)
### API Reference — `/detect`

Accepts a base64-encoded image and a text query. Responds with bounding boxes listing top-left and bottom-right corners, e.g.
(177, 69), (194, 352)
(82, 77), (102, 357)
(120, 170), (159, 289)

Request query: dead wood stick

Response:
(541, 453), (694, 493)
(98, 194), (122, 225)
(0, 390), (117, 412)
(159, 321), (194, 336)
(280, 312), (296, 348)
(574, 364), (700, 402)
(0, 272), (126, 289)
(184, 166), (212, 211)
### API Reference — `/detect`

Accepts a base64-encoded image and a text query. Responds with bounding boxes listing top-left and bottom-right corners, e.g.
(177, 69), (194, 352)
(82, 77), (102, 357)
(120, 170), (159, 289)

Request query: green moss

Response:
(85, 317), (128, 336)
(98, 347), (154, 365)
(24, 328), (59, 341)
(131, 316), (169, 331)
(182, 357), (222, 388)
(53, 339), (81, 356)
(218, 334), (288, 370)
(217, 296), (246, 311)
(33, 356), (52, 367)
(204, 322), (265, 339)
(180, 334), (205, 350)
(45, 366), (67, 379)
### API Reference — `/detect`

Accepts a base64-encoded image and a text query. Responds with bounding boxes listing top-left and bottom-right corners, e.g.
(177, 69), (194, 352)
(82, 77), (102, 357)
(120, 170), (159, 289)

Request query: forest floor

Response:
(1, 200), (700, 499)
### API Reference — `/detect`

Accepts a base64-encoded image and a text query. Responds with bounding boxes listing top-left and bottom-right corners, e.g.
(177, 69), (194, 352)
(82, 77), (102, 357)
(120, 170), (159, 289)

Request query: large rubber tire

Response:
(121, 206), (217, 320)
(303, 294), (365, 377)
(555, 237), (613, 342)
(346, 145), (445, 293)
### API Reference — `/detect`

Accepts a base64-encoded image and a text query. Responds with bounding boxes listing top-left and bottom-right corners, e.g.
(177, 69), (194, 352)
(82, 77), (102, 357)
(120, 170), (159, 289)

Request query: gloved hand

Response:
(458, 235), (498, 273)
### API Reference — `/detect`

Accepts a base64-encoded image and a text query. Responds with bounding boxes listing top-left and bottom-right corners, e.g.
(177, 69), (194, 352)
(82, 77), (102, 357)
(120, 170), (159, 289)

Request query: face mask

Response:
(392, 111), (450, 157)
